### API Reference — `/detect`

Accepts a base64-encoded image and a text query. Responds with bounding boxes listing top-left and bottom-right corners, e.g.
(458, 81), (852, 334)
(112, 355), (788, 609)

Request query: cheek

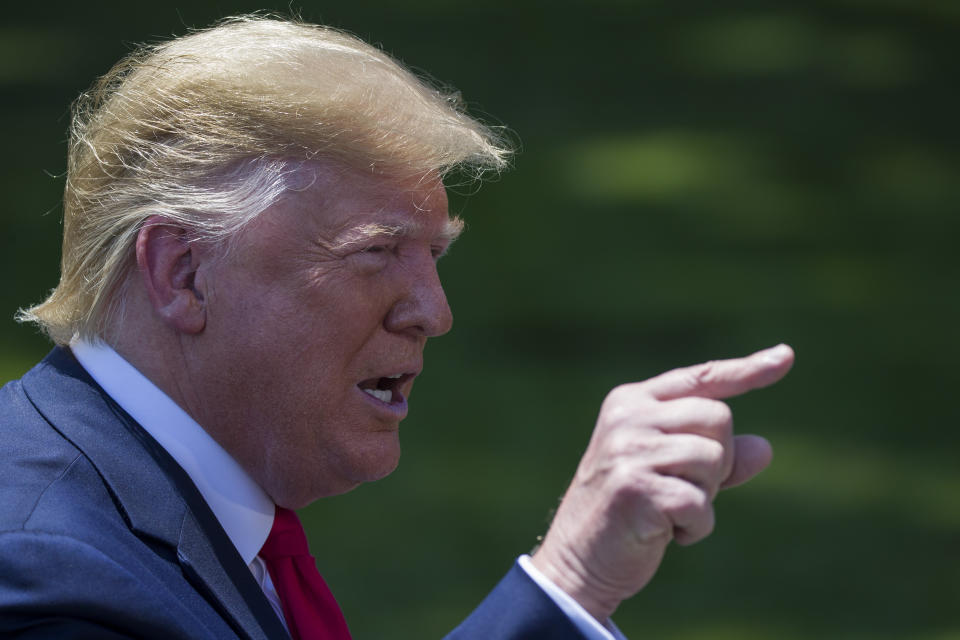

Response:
(308, 281), (396, 337)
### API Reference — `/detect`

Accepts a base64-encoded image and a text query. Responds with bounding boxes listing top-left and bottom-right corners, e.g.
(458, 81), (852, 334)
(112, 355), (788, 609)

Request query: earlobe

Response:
(136, 216), (207, 334)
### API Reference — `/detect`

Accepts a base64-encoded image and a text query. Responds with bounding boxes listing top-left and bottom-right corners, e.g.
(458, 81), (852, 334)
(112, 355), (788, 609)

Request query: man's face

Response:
(191, 163), (458, 508)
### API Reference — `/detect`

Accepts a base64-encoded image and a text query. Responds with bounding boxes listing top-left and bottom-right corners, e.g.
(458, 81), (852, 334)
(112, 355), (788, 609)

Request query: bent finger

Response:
(653, 476), (715, 546)
(653, 396), (734, 441)
(651, 434), (728, 497)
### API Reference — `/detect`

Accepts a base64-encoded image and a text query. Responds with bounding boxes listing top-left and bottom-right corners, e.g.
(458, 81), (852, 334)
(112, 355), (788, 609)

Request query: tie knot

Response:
(260, 506), (310, 559)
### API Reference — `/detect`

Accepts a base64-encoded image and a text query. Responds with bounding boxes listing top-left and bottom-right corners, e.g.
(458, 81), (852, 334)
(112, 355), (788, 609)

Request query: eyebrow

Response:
(332, 216), (465, 252)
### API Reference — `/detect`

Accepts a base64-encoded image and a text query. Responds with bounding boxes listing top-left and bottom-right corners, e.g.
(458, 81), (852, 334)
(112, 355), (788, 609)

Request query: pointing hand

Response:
(531, 344), (795, 621)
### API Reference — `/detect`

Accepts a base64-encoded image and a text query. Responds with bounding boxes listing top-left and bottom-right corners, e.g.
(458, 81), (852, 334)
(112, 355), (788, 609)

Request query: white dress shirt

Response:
(71, 338), (622, 640)
(71, 339), (287, 625)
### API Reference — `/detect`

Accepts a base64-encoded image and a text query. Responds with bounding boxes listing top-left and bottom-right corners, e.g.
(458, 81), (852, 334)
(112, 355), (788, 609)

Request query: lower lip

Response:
(357, 387), (408, 420)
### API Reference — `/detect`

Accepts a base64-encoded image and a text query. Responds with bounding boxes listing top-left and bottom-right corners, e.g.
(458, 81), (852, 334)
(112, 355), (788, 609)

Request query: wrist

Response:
(530, 541), (622, 622)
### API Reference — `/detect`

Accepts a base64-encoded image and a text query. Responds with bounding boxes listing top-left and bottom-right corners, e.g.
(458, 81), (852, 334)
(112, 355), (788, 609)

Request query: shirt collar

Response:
(70, 338), (274, 564)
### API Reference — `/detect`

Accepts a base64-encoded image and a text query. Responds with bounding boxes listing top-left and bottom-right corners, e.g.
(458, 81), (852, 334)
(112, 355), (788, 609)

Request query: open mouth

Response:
(357, 373), (414, 405)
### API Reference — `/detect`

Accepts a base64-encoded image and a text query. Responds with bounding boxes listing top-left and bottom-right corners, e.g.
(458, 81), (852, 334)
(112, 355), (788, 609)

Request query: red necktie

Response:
(259, 506), (352, 640)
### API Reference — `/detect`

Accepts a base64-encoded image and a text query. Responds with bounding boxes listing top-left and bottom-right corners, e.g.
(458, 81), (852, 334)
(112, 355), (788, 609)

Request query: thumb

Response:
(721, 434), (773, 489)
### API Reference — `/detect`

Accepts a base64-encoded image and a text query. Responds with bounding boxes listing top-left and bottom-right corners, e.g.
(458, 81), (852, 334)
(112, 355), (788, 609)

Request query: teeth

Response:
(386, 373), (403, 379)
(363, 388), (392, 403)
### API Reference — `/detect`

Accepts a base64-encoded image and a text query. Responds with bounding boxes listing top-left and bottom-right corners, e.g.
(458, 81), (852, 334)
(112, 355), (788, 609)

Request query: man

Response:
(0, 15), (793, 639)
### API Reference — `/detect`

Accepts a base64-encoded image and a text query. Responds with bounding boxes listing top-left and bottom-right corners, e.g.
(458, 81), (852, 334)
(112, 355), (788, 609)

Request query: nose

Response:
(384, 257), (453, 338)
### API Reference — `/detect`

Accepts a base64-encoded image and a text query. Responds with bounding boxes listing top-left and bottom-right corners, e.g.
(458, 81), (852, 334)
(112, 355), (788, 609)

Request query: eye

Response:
(431, 244), (448, 260)
(351, 243), (394, 272)
(362, 244), (390, 254)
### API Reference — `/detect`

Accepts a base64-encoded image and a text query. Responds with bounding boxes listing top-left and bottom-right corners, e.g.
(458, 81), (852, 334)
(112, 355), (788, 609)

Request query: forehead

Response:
(282, 162), (453, 239)
(221, 160), (461, 267)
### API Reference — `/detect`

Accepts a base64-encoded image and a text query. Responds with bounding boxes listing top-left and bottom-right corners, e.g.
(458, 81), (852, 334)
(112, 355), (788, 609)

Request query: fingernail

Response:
(762, 344), (792, 365)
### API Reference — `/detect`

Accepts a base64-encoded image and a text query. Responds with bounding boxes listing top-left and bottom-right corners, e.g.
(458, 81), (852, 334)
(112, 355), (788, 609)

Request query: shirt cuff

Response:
(517, 555), (627, 640)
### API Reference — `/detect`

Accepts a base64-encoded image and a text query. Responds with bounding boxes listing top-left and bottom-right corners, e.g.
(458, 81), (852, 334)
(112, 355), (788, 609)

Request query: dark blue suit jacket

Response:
(0, 348), (585, 639)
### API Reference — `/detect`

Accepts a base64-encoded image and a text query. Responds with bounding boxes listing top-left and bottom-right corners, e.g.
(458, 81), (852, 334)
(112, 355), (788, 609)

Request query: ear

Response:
(135, 216), (207, 334)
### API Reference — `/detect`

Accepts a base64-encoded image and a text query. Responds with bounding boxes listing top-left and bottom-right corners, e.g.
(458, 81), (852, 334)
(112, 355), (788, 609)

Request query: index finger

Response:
(642, 344), (795, 401)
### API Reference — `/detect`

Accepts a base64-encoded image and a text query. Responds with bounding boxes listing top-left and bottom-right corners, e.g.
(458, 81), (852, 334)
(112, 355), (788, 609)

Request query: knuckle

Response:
(700, 507), (717, 537)
(681, 507), (716, 544)
(601, 402), (631, 430)
(663, 483), (711, 516)
(695, 399), (733, 439)
(704, 439), (726, 470)
(602, 383), (642, 410)
(604, 383), (632, 405)
(709, 401), (733, 429)
(599, 384), (655, 431)
(694, 361), (721, 387)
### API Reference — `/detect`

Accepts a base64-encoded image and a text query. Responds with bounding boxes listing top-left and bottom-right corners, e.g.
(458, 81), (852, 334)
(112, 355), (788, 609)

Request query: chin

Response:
(270, 434), (402, 507)
(353, 434), (402, 483)
(325, 436), (403, 497)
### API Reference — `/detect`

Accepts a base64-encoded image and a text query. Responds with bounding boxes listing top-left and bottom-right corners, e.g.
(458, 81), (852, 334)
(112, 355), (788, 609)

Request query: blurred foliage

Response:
(2, 1), (958, 638)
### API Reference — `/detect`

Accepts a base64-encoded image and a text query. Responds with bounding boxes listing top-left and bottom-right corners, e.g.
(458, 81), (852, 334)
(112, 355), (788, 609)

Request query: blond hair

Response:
(18, 15), (510, 345)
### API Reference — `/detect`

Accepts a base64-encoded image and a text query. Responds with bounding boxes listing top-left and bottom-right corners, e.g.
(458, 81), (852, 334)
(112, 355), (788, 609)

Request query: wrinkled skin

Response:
(129, 162), (460, 508)
(532, 344), (794, 621)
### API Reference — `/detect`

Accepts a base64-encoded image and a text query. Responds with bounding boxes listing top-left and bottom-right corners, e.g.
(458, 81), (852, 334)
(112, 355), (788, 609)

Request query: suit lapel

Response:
(21, 347), (289, 640)
(177, 507), (290, 640)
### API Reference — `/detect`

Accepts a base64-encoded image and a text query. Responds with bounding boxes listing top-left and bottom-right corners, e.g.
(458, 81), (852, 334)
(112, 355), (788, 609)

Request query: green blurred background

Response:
(2, 1), (958, 638)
